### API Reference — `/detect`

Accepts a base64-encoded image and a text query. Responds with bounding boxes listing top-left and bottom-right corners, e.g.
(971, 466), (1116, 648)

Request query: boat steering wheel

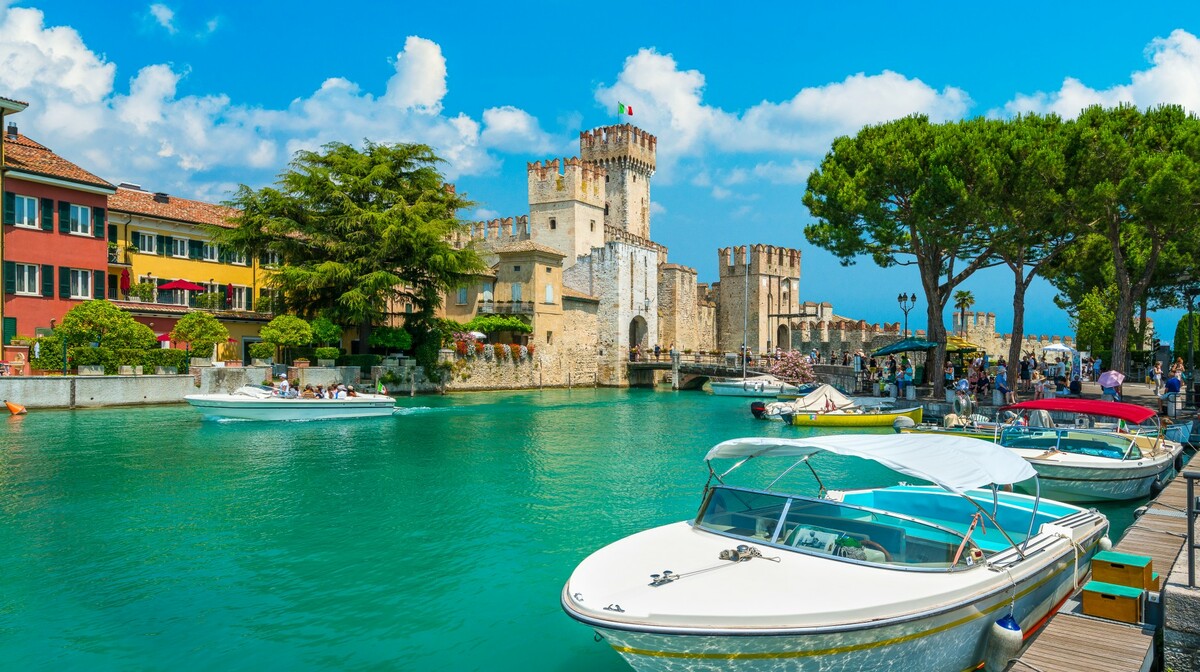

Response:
(860, 539), (892, 562)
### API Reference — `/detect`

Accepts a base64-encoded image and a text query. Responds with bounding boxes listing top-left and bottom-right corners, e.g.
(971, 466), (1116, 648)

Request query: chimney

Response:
(153, 192), (169, 203)
(5, 123), (16, 140)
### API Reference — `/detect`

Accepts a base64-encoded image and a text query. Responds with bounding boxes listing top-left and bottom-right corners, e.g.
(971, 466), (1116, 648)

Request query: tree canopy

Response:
(59, 300), (156, 349)
(171, 311), (230, 355)
(215, 140), (485, 354)
(260, 315), (313, 349)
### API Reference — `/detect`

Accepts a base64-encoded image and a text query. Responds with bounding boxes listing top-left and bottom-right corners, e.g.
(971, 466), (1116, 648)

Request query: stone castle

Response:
(442, 122), (1079, 387)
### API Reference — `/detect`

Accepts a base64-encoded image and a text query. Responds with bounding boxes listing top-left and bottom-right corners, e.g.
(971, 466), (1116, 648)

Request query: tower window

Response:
(549, 218), (556, 230)
(604, 204), (609, 216)
(590, 220), (595, 232)
(633, 174), (637, 182)
(605, 175), (609, 183)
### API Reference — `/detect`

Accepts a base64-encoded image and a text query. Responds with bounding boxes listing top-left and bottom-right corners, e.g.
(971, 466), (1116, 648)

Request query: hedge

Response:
(314, 346), (341, 360)
(67, 347), (190, 374)
(336, 354), (382, 373)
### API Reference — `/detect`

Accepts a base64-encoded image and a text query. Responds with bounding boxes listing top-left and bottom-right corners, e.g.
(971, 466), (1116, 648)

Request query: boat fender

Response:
(1175, 452), (1185, 472)
(1150, 477), (1166, 496)
(983, 614), (1022, 672)
(892, 416), (915, 433)
(1099, 536), (1113, 551)
(750, 401), (767, 419)
(4, 400), (27, 415)
(780, 412), (794, 425)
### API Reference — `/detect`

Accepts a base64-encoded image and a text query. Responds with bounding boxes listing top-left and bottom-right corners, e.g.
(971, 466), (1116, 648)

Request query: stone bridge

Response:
(626, 353), (768, 388)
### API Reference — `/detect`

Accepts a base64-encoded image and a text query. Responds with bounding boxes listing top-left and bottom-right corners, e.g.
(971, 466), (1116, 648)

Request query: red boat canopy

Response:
(1000, 398), (1158, 425)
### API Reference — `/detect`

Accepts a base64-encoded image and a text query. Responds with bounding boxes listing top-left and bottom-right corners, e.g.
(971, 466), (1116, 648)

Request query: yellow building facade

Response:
(107, 185), (276, 360)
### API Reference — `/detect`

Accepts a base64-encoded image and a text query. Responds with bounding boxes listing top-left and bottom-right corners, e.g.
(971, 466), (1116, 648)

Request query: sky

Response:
(2, 1), (1198, 343)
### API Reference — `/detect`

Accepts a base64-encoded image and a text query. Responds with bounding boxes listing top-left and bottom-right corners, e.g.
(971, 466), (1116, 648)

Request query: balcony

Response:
(107, 248), (133, 266)
(477, 300), (534, 315)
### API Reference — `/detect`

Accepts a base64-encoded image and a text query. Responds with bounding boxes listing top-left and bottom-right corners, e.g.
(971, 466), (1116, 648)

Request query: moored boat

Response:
(184, 385), (396, 421)
(562, 434), (1110, 671)
(710, 374), (800, 397)
(788, 405), (922, 427)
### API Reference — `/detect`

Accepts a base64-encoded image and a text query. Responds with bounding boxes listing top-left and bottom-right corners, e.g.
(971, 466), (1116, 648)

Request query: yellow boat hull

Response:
(898, 425), (997, 441)
(790, 406), (923, 427)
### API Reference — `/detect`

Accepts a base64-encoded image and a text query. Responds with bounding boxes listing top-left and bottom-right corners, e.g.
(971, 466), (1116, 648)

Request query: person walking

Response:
(1152, 361), (1163, 394)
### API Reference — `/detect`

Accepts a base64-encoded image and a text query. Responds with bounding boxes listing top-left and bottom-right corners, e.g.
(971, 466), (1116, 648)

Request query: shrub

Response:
(249, 342), (275, 360)
(261, 315), (313, 348)
(128, 281), (155, 302)
(143, 348), (190, 373)
(369, 325), (412, 351)
(60, 300), (156, 349)
(114, 348), (144, 367)
(31, 334), (66, 371)
(171, 311), (229, 355)
(70, 347), (117, 374)
(336, 354), (382, 373)
(314, 346), (341, 360)
(311, 317), (343, 346)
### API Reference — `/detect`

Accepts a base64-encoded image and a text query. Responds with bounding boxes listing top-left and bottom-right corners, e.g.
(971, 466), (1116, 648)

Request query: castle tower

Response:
(579, 124), (656, 240)
(715, 244), (802, 354)
(526, 157), (606, 267)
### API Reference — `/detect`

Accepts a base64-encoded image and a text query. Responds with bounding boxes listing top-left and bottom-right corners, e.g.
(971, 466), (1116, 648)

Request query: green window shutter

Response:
(2, 261), (14, 295)
(58, 201), (70, 233)
(3, 192), (14, 225)
(1, 317), (15, 347)
(157, 235), (168, 256)
(107, 223), (117, 242)
(93, 207), (106, 238)
(130, 231), (140, 250)
(59, 266), (70, 298)
(40, 198), (53, 230)
(93, 270), (106, 300)
(245, 291), (253, 312)
(189, 239), (202, 260)
(41, 264), (53, 297)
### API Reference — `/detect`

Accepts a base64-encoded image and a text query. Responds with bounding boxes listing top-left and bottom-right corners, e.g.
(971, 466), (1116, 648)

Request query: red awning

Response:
(158, 279), (206, 292)
(1001, 399), (1158, 424)
(156, 333), (172, 342)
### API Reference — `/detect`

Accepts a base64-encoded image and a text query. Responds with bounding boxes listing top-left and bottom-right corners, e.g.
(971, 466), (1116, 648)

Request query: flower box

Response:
(317, 359), (336, 367)
(78, 365), (104, 376)
(155, 366), (177, 375)
(293, 360), (310, 368)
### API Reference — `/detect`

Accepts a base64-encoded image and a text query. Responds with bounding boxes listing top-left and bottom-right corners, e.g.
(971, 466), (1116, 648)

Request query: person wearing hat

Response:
(276, 374), (290, 397)
(346, 385), (358, 398)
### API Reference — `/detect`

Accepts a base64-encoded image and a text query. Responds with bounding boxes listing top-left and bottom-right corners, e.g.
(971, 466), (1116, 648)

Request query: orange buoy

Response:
(5, 400), (27, 415)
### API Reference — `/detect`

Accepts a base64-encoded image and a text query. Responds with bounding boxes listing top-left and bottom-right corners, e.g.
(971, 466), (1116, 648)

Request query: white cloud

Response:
(595, 48), (971, 177)
(473, 208), (500, 220)
(149, 3), (177, 34)
(752, 159), (814, 185)
(1001, 29), (1200, 117)
(649, 201), (666, 217)
(0, 7), (560, 202)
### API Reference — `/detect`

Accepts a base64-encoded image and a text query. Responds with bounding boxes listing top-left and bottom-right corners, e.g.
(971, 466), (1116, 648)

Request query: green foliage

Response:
(260, 314), (312, 348)
(128, 281), (155, 302)
(368, 325), (412, 350)
(248, 341), (275, 360)
(30, 334), (66, 371)
(171, 311), (230, 354)
(1072, 285), (1116, 352)
(310, 317), (343, 346)
(59, 300), (156, 349)
(216, 140), (486, 353)
(463, 315), (532, 335)
(336, 353), (382, 373)
(69, 346), (115, 373)
(1173, 313), (1200, 360)
(141, 348), (189, 372)
(314, 346), (341, 360)
(193, 291), (226, 310)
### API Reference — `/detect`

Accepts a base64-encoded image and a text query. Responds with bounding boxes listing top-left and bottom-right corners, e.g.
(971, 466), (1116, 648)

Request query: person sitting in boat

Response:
(300, 384), (316, 399)
(315, 384), (326, 399)
(276, 375), (290, 397)
(346, 385), (358, 398)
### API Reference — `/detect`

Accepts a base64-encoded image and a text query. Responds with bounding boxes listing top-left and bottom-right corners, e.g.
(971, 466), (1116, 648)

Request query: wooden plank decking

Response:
(1010, 613), (1153, 672)
(1009, 470), (1195, 671)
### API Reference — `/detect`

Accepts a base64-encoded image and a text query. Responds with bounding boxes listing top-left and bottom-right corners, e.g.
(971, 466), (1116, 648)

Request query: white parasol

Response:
(1042, 343), (1075, 353)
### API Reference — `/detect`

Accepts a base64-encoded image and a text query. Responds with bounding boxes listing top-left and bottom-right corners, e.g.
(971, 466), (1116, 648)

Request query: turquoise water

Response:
(0, 389), (1141, 670)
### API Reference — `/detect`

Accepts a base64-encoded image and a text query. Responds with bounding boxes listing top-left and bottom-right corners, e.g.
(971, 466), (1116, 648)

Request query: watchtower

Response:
(579, 124), (656, 240)
(526, 157), (606, 267)
(715, 244), (802, 354)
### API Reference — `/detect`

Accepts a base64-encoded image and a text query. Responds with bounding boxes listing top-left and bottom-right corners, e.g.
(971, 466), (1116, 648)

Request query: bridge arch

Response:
(628, 315), (648, 351)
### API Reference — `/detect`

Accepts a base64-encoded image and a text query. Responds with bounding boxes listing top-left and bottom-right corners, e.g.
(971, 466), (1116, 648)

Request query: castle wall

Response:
(659, 263), (711, 354)
(526, 158), (606, 266)
(563, 240), (658, 386)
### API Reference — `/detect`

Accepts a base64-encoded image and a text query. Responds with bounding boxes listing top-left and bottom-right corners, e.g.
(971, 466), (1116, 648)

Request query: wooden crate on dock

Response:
(1091, 550), (1153, 590)
(1082, 581), (1143, 624)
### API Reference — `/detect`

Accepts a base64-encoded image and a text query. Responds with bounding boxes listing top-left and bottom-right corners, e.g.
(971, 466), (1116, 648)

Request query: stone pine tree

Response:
(215, 141), (484, 355)
(804, 115), (997, 396)
(1064, 104), (1200, 372)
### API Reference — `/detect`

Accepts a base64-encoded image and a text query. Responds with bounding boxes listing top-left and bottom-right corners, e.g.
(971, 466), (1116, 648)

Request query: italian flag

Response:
(618, 102), (633, 116)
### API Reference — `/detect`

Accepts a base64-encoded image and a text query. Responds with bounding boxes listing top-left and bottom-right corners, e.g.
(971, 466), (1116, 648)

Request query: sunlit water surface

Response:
(0, 389), (1141, 670)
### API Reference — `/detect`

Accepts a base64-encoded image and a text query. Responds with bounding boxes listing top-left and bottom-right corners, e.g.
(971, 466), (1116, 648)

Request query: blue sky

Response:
(3, 1), (1198, 343)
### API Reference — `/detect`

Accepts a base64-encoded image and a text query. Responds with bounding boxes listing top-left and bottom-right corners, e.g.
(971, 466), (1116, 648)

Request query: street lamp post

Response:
(897, 293), (917, 338)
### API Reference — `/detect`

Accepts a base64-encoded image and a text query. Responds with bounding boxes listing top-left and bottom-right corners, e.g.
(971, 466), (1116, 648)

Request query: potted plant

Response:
(128, 281), (155, 303)
(293, 357), (310, 368)
(249, 341), (275, 366)
(314, 346), (340, 367)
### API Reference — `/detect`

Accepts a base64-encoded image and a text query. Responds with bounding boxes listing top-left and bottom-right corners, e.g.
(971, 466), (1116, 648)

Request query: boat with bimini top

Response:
(562, 433), (1110, 672)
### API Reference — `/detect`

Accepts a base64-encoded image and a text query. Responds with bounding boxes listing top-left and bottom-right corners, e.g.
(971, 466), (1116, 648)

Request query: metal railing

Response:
(477, 300), (534, 315)
(1188, 471), (1200, 587)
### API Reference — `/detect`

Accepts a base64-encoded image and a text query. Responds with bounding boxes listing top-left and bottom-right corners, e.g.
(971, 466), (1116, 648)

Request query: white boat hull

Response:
(184, 394), (396, 421)
(1013, 452), (1177, 501)
(567, 530), (1101, 672)
(711, 381), (798, 397)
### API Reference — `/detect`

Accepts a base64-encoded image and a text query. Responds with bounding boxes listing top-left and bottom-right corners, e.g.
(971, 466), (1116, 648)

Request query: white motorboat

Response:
(709, 374), (799, 397)
(184, 385), (396, 421)
(563, 434), (1110, 672)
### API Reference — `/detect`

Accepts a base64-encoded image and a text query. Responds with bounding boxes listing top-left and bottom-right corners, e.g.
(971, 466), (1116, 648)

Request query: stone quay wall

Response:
(0, 366), (271, 409)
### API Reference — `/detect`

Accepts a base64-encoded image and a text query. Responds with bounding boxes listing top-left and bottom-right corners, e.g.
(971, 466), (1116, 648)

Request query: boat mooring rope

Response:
(648, 545), (780, 587)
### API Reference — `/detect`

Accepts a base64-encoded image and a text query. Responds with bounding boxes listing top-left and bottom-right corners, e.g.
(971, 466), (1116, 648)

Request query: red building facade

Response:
(1, 127), (115, 340)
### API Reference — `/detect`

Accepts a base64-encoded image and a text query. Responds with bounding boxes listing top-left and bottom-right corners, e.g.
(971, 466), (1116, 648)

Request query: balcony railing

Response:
(478, 300), (534, 315)
(107, 249), (132, 266)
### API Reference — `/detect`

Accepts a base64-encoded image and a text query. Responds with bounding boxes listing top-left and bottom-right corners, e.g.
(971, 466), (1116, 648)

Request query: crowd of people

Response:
(273, 375), (361, 399)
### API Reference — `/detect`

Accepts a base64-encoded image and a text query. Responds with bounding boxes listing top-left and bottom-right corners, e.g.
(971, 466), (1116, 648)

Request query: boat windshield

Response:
(695, 486), (984, 571)
(1000, 425), (1139, 460)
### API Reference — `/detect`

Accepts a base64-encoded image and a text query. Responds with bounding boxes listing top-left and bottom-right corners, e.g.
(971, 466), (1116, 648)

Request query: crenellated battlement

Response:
(579, 124), (656, 172)
(717, 244), (802, 278)
(453, 215), (531, 248)
(527, 157), (606, 208)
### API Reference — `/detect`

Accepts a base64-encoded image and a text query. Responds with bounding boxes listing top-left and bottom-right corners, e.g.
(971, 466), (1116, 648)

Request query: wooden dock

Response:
(1008, 472), (1194, 671)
